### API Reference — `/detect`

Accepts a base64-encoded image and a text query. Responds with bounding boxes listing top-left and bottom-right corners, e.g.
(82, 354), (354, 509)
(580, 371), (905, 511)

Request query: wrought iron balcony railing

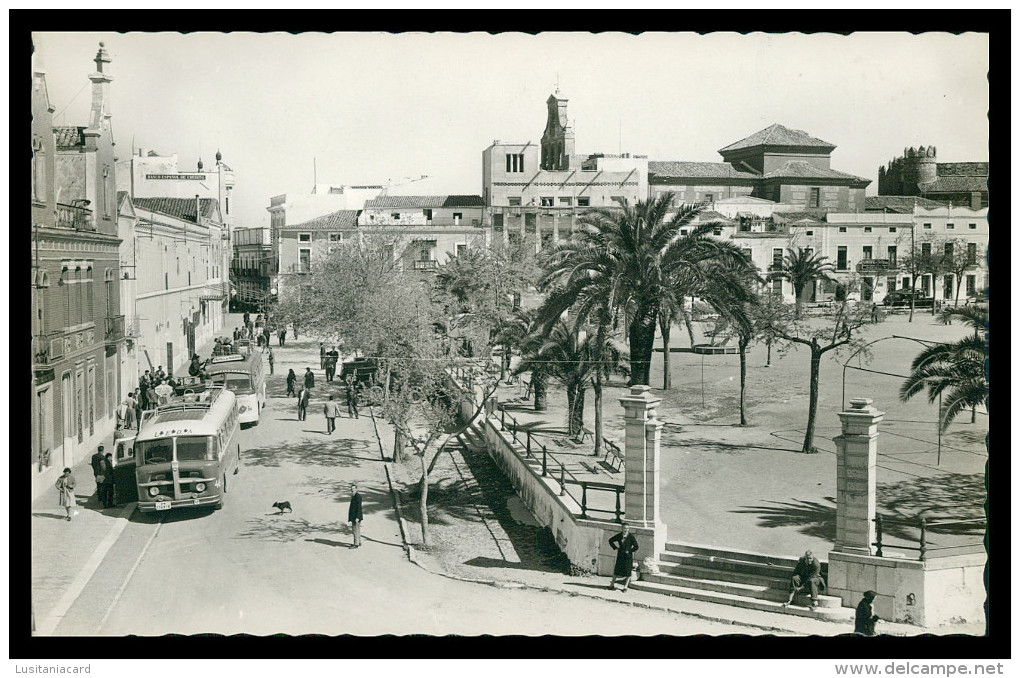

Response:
(54, 203), (95, 231)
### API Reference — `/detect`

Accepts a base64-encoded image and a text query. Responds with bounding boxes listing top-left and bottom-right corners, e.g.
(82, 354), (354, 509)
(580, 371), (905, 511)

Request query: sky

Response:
(32, 31), (989, 230)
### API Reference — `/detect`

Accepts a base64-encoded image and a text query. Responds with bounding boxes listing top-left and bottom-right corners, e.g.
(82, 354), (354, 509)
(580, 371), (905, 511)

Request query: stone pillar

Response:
(619, 384), (666, 559)
(552, 213), (560, 244)
(833, 397), (884, 555)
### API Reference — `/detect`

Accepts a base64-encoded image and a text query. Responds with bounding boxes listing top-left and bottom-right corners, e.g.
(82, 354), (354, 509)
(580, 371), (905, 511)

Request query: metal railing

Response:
(873, 514), (986, 561)
(55, 203), (95, 231)
(105, 314), (125, 341)
(497, 405), (624, 521)
(412, 259), (439, 270)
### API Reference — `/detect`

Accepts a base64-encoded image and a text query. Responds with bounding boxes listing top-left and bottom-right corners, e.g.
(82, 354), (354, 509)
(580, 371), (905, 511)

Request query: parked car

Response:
(883, 290), (934, 307)
(339, 357), (378, 384)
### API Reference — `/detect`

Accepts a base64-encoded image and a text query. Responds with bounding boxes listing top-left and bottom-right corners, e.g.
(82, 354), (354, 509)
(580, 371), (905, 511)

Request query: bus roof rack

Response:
(155, 385), (226, 413)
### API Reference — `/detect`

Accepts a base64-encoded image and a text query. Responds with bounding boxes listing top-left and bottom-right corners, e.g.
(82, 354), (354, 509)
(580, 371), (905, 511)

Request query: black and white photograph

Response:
(22, 23), (998, 668)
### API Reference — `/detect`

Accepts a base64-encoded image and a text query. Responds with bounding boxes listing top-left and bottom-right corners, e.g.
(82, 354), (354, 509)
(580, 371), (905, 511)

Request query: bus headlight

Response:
(195, 482), (206, 492)
(149, 486), (161, 497)
(238, 405), (248, 414)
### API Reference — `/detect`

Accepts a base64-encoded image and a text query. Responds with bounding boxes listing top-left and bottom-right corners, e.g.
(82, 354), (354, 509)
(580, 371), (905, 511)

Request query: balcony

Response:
(412, 259), (439, 271)
(105, 314), (125, 341)
(54, 203), (95, 231)
(733, 223), (789, 238)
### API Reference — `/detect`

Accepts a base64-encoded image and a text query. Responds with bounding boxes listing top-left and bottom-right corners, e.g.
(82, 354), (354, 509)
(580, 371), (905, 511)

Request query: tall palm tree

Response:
(769, 247), (836, 319)
(538, 193), (751, 386)
(900, 305), (988, 431)
(495, 307), (548, 410)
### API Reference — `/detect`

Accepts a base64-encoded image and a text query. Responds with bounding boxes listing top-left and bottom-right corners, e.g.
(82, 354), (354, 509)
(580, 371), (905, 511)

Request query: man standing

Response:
(100, 452), (116, 509)
(267, 346), (275, 375)
(319, 343), (326, 370)
(783, 549), (825, 608)
(326, 347), (339, 381)
(138, 371), (151, 409)
(304, 366), (315, 390)
(90, 445), (106, 503)
(278, 328), (286, 347)
(323, 395), (341, 434)
(156, 365), (167, 382)
(123, 392), (137, 430)
(348, 483), (363, 548)
(345, 378), (359, 419)
(297, 385), (310, 421)
(243, 311), (250, 329)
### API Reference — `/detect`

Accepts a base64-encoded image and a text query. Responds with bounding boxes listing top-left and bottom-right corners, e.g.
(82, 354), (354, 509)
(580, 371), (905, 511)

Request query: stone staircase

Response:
(630, 542), (853, 622)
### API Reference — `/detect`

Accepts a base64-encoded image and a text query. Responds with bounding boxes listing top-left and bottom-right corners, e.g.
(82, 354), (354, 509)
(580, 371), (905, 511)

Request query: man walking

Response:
(100, 452), (116, 508)
(348, 483), (363, 548)
(304, 366), (315, 390)
(323, 395), (341, 434)
(278, 328), (286, 347)
(243, 311), (250, 328)
(90, 445), (106, 503)
(267, 346), (275, 375)
(297, 385), (310, 421)
(319, 343), (326, 370)
(345, 378), (359, 419)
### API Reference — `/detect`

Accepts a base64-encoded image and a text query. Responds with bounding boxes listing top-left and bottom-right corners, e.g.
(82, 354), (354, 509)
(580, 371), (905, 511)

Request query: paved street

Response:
(32, 333), (762, 636)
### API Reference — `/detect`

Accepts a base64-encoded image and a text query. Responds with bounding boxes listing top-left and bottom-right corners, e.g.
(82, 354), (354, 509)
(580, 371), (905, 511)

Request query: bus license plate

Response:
(155, 501), (171, 511)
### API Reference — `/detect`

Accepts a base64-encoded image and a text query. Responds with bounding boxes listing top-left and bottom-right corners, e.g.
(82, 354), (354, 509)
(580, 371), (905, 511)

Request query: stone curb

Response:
(367, 407), (411, 557)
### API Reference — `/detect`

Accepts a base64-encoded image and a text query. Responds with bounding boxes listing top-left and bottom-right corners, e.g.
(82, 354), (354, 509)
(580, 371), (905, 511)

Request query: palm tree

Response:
(704, 258), (761, 425)
(495, 307), (549, 410)
(515, 319), (598, 437)
(900, 305), (988, 431)
(769, 247), (835, 319)
(539, 193), (751, 386)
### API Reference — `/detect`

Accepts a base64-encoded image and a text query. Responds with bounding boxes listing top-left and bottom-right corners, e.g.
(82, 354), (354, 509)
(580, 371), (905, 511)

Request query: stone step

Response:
(665, 541), (828, 572)
(659, 551), (800, 580)
(643, 571), (841, 607)
(657, 561), (789, 589)
(629, 580), (852, 622)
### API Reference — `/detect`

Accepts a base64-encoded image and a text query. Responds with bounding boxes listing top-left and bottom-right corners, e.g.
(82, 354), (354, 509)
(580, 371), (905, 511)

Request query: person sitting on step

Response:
(782, 549), (825, 608)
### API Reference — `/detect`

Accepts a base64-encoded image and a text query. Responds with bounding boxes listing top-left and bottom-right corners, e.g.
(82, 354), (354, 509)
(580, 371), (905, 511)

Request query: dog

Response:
(272, 501), (293, 513)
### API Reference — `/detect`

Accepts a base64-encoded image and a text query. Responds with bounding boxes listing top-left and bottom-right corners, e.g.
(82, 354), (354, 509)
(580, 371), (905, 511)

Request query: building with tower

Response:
(32, 43), (125, 499)
(877, 146), (988, 209)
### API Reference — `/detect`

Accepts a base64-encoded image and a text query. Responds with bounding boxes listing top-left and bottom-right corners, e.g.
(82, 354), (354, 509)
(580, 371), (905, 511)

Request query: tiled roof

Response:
(53, 126), (85, 147)
(133, 197), (220, 223)
(648, 161), (759, 180)
(714, 196), (776, 205)
(920, 177), (988, 194)
(772, 211), (826, 223)
(762, 161), (870, 184)
(865, 196), (949, 213)
(286, 210), (360, 231)
(693, 210), (736, 224)
(936, 162), (988, 177)
(719, 124), (836, 154)
(364, 195), (484, 209)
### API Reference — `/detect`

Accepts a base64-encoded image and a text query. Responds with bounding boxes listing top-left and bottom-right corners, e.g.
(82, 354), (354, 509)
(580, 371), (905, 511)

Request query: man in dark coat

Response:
(855, 590), (880, 635)
(90, 445), (106, 502)
(278, 328), (286, 347)
(100, 452), (116, 508)
(348, 483), (364, 548)
(608, 523), (639, 592)
(345, 379), (359, 419)
(243, 311), (250, 328)
(297, 385), (310, 421)
(784, 549), (825, 608)
(304, 367), (315, 390)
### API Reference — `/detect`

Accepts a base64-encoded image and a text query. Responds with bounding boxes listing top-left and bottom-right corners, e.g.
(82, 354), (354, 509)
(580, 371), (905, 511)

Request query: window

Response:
(837, 246), (848, 270)
(839, 227), (847, 233)
(176, 435), (218, 461)
(704, 193), (714, 203)
(577, 196), (590, 207)
(772, 248), (784, 269)
(771, 278), (783, 295)
(741, 248), (753, 262)
(32, 136), (44, 202)
(887, 277), (897, 291)
(559, 197), (572, 206)
(391, 213), (401, 220)
(508, 197), (522, 207)
(887, 246), (897, 268)
(864, 227), (872, 233)
(329, 233), (343, 242)
(923, 223), (932, 230)
(944, 242), (954, 259)
(680, 229), (688, 236)
(809, 187), (820, 208)
(505, 153), (525, 173)
(946, 223), (955, 230)
(921, 275), (931, 294)
(298, 233), (311, 242)
(804, 248), (814, 257)
(966, 275), (976, 296)
(225, 197), (230, 214)
(493, 214), (504, 229)
(453, 212), (462, 225)
(889, 227), (897, 233)
(902, 277), (910, 289)
(456, 243), (467, 257)
(423, 209), (433, 221)
(966, 242), (977, 264)
(713, 227), (722, 236)
(540, 197), (554, 207)
(805, 230), (814, 236)
(299, 248), (311, 273)
(862, 246), (873, 260)
(968, 223), (977, 230)
(921, 242), (932, 258)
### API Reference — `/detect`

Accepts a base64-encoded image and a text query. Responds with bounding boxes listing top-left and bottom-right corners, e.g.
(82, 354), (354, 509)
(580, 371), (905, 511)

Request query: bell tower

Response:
(540, 93), (574, 171)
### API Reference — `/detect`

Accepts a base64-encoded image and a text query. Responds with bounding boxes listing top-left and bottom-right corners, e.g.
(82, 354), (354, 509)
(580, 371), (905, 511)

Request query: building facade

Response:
(32, 44), (125, 498)
(360, 195), (486, 269)
(130, 197), (228, 375)
(483, 94), (646, 253)
(878, 146), (988, 209)
(649, 124), (871, 211)
(231, 227), (275, 312)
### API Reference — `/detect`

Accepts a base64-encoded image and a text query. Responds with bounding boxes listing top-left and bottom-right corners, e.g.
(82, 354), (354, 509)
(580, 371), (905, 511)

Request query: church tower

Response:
(540, 93), (575, 171)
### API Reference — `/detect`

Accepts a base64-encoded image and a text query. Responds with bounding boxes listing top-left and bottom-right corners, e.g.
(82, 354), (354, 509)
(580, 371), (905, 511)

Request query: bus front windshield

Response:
(210, 372), (252, 393)
(136, 436), (217, 464)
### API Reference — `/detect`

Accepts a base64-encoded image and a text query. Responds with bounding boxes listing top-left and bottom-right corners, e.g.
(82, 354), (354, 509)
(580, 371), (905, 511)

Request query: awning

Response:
(199, 283), (229, 300)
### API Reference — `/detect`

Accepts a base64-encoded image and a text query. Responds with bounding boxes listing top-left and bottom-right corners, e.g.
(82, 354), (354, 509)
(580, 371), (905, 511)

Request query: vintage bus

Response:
(133, 386), (241, 513)
(205, 351), (266, 426)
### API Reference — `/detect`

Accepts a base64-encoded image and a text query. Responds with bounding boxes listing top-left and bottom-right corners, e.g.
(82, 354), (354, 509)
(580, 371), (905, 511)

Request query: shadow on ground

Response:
(731, 497), (838, 542)
(243, 438), (377, 468)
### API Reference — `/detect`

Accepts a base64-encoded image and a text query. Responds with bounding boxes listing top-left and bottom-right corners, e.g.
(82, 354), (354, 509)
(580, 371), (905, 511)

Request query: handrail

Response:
(873, 514), (985, 561)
